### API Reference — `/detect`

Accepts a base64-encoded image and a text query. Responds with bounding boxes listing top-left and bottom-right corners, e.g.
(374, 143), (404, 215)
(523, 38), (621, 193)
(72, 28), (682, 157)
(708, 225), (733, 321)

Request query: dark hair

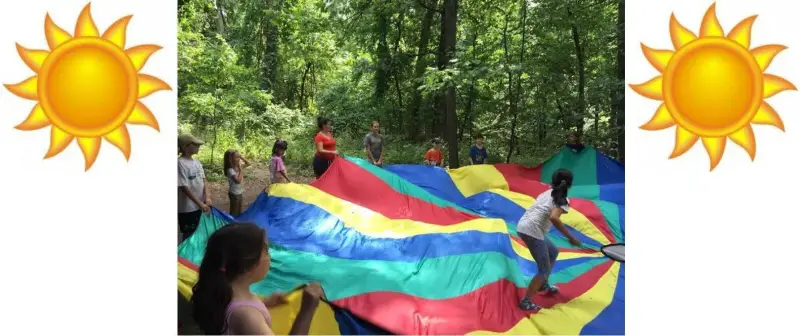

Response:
(317, 116), (332, 130)
(550, 169), (573, 207)
(272, 139), (288, 156)
(474, 133), (484, 140)
(192, 223), (268, 335)
(371, 120), (380, 127)
(223, 149), (237, 175)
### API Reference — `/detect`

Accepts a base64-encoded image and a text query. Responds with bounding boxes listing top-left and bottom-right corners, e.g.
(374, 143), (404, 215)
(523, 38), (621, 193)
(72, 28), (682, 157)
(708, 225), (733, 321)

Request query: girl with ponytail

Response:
(192, 223), (324, 335)
(515, 169), (582, 311)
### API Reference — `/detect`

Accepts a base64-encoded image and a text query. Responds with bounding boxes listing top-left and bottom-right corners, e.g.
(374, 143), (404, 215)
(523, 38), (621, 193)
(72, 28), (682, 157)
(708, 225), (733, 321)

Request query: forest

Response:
(177, 0), (625, 178)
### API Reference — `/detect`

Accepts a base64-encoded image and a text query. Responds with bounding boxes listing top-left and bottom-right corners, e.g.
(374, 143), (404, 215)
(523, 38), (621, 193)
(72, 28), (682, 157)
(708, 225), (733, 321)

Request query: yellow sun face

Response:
(631, 3), (796, 171)
(4, 4), (170, 170)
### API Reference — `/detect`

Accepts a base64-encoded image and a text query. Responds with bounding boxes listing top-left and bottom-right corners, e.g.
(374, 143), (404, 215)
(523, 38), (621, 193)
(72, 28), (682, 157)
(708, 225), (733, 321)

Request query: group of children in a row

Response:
(178, 134), (291, 242)
(179, 121), (492, 240)
(423, 133), (489, 167)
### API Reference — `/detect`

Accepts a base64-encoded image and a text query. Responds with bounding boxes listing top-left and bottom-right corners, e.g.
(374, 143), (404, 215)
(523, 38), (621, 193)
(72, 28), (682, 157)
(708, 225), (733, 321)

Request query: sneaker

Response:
(540, 283), (559, 294)
(519, 297), (541, 311)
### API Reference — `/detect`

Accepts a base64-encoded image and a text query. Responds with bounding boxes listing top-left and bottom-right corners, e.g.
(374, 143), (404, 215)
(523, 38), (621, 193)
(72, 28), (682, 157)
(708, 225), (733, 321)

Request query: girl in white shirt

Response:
(224, 149), (250, 216)
(516, 169), (582, 311)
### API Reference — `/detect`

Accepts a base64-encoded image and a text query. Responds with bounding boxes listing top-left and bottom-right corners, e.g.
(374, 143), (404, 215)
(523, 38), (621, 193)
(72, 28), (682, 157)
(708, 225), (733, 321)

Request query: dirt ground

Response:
(206, 162), (315, 212)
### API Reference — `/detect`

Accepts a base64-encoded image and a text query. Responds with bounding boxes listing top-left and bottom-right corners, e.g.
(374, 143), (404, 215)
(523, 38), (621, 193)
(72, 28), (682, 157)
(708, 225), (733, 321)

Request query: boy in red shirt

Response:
(424, 138), (444, 167)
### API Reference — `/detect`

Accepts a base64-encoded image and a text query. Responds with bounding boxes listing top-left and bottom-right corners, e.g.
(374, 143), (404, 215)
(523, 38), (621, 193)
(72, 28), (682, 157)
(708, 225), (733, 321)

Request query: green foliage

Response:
(179, 0), (625, 172)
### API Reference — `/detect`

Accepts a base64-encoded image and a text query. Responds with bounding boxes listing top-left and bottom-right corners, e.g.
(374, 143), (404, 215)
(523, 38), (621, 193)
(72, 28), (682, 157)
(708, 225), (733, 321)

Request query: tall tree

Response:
(438, 0), (459, 167)
(405, 0), (437, 140)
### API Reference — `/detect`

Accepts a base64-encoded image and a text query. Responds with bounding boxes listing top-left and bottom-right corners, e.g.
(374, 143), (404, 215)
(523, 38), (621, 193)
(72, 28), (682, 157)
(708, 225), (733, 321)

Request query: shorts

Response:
(313, 155), (332, 178)
(228, 192), (244, 217)
(519, 233), (559, 279)
(178, 210), (202, 240)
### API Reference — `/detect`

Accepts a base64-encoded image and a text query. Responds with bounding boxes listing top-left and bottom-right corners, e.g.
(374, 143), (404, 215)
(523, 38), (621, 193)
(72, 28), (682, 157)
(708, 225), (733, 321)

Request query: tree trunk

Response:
(261, 0), (282, 92)
(613, 0), (625, 161)
(299, 62), (312, 112)
(376, 3), (390, 100)
(406, 0), (437, 141)
(213, 0), (226, 35)
(506, 0), (527, 164)
(440, 0), (459, 168)
(568, 7), (586, 134)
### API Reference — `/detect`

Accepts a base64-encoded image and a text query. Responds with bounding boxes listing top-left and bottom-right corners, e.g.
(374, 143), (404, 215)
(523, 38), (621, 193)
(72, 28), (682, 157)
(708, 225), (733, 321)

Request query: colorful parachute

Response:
(178, 146), (624, 335)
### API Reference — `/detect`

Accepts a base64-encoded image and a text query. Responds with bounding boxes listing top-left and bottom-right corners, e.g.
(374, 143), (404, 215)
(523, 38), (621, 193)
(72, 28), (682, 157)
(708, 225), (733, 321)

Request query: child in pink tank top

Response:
(191, 222), (325, 335)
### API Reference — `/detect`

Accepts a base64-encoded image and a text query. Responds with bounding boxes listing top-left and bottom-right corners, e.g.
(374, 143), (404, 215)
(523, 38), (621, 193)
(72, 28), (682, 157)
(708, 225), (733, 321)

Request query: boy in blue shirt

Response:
(469, 133), (488, 165)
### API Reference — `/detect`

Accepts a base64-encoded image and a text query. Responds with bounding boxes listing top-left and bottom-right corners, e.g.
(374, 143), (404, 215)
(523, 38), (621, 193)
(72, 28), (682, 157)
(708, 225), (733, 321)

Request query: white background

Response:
(0, 0), (176, 334)
(628, 0), (800, 334)
(0, 0), (798, 335)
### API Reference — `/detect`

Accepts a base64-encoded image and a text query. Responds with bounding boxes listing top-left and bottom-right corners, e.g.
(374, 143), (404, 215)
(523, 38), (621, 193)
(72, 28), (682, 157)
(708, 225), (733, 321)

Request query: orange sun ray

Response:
(4, 76), (38, 100)
(138, 74), (172, 98)
(699, 4), (724, 37)
(727, 16), (758, 49)
(45, 14), (72, 50)
(729, 125), (756, 160)
(669, 14), (697, 49)
(629, 76), (663, 100)
(104, 125), (132, 160)
(16, 104), (51, 131)
(750, 45), (787, 72)
(640, 104), (675, 130)
(670, 127), (699, 159)
(751, 102), (785, 131)
(102, 15), (133, 49)
(763, 74), (797, 98)
(15, 44), (49, 72)
(702, 137), (726, 170)
(126, 45), (162, 72)
(77, 137), (102, 170)
(74, 4), (99, 37)
(45, 127), (74, 159)
(633, 3), (793, 171)
(640, 44), (673, 73)
(127, 102), (161, 131)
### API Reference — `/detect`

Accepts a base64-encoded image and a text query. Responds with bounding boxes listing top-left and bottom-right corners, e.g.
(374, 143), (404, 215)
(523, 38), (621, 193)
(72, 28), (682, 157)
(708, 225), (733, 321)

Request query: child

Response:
(224, 150), (251, 217)
(191, 222), (325, 335)
(364, 120), (384, 166)
(270, 140), (291, 185)
(424, 138), (444, 167)
(516, 169), (582, 311)
(469, 133), (488, 165)
(179, 134), (211, 242)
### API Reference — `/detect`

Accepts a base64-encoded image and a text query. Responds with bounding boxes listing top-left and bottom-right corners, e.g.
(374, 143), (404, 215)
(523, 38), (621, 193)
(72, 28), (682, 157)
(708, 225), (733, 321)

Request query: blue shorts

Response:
(519, 233), (559, 279)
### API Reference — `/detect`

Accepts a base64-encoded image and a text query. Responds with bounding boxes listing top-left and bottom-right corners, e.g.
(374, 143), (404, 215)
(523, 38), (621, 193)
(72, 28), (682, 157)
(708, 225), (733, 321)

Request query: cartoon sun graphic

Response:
(4, 3), (170, 170)
(631, 3), (795, 170)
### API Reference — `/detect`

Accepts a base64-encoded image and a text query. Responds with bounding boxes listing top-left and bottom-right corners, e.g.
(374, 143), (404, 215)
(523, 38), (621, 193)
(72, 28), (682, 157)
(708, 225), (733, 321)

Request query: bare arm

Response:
(230, 167), (244, 184)
(280, 170), (291, 183)
(289, 297), (320, 335)
(365, 145), (375, 161)
(203, 175), (211, 204)
(549, 208), (578, 242)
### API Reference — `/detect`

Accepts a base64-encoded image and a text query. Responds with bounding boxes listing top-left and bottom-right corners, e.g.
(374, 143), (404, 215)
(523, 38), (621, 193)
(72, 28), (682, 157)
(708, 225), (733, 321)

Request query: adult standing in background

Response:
(313, 116), (338, 179)
(566, 131), (586, 153)
(364, 120), (385, 166)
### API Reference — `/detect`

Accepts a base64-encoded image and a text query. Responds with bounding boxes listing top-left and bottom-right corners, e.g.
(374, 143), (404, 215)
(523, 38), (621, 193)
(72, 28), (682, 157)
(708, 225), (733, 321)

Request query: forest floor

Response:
(206, 161), (315, 212)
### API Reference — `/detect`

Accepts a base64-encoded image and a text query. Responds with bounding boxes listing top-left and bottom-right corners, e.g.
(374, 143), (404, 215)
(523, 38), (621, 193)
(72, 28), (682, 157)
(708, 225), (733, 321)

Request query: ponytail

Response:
(192, 256), (233, 335)
(551, 180), (569, 207)
(550, 169), (573, 207)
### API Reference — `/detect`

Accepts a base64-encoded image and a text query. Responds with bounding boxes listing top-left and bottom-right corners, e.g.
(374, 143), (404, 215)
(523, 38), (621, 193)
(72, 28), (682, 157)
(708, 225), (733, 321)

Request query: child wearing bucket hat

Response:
(178, 134), (211, 242)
